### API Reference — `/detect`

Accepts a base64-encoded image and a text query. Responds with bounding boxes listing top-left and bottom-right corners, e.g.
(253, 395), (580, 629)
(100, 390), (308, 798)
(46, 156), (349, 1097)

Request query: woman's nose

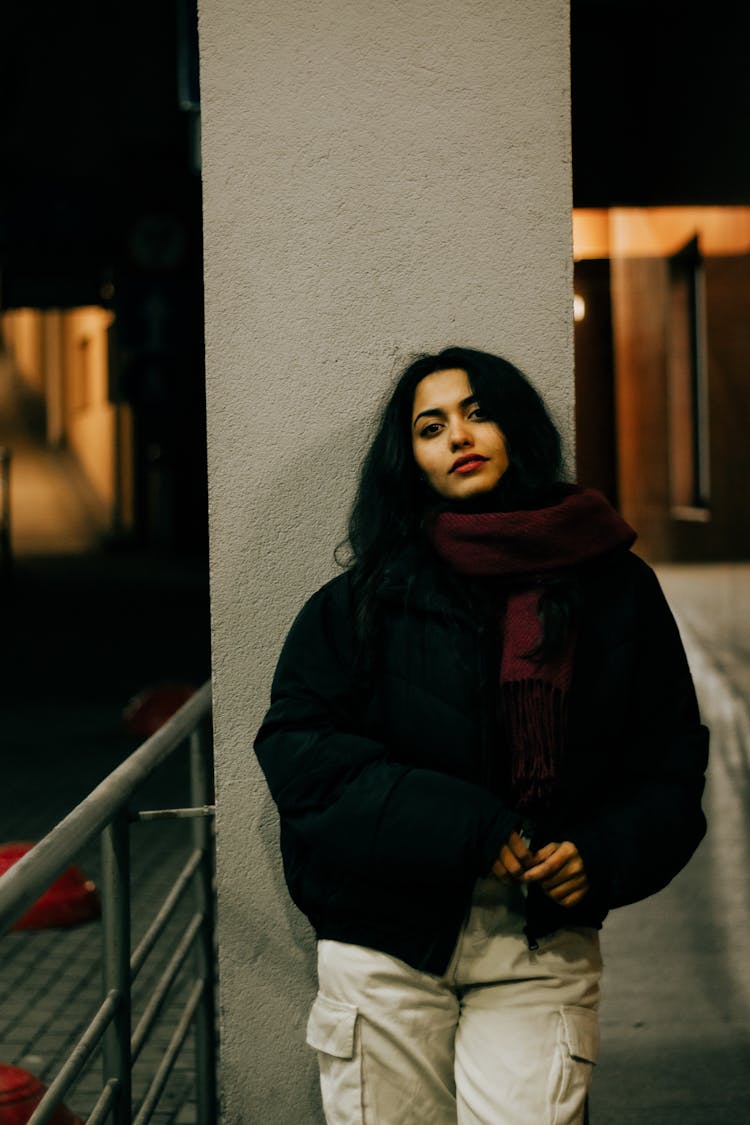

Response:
(448, 420), (472, 449)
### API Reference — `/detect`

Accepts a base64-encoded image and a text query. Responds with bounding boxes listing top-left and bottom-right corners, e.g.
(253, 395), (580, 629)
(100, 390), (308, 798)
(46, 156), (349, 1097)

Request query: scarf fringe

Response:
(503, 680), (568, 812)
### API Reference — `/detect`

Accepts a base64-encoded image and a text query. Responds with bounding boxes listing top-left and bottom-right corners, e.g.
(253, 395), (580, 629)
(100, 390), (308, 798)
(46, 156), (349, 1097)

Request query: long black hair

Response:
(338, 346), (573, 661)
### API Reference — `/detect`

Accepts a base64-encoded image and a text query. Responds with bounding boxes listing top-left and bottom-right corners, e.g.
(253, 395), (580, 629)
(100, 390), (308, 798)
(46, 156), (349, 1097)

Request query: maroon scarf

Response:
(426, 487), (636, 814)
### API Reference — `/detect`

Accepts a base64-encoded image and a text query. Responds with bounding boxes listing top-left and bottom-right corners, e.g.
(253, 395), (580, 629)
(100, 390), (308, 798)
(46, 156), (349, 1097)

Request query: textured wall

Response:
(199, 2), (573, 1120)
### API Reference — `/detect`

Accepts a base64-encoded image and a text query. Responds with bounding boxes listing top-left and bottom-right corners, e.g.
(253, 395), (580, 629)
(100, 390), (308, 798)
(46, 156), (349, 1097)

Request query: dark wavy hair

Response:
(338, 346), (572, 661)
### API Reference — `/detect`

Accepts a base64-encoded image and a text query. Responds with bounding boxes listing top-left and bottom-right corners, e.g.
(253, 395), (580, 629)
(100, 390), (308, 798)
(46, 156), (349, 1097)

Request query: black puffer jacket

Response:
(254, 547), (708, 974)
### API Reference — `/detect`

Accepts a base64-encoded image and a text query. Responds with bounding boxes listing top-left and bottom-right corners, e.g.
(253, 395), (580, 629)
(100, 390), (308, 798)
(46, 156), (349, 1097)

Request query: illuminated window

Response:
(73, 336), (92, 412)
(667, 236), (710, 518)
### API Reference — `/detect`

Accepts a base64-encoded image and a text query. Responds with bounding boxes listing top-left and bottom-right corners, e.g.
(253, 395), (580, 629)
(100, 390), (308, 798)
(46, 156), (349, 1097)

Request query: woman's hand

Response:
(522, 841), (589, 908)
(491, 831), (534, 884)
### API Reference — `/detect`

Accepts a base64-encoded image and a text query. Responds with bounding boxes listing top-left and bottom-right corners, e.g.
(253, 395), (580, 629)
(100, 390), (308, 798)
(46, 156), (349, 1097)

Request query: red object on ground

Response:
(0, 1064), (84, 1125)
(0, 844), (100, 931)
(122, 682), (196, 738)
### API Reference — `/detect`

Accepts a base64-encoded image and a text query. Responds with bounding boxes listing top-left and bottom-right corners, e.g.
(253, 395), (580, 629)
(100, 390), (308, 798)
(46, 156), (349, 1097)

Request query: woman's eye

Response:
(421, 423), (441, 437)
(469, 408), (487, 421)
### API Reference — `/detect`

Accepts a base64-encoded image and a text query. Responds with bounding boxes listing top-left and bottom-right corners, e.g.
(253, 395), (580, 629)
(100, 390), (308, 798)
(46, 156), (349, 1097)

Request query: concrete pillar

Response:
(199, 3), (573, 1120)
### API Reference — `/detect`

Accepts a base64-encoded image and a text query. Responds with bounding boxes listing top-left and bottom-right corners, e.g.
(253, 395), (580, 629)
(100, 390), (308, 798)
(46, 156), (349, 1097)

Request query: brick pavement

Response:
(0, 757), (207, 1124)
(0, 552), (212, 1124)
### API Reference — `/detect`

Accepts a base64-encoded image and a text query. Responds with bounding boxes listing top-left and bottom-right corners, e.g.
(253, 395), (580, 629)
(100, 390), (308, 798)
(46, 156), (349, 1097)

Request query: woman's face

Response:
(411, 368), (509, 501)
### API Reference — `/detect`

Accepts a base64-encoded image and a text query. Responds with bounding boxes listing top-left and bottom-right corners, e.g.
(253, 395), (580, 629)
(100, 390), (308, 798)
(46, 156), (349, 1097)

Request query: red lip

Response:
(450, 454), (488, 473)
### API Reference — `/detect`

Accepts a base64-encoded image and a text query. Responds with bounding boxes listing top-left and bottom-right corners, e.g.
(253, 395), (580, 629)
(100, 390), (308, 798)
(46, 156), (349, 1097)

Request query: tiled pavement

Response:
(0, 552), (211, 1124)
(0, 810), (202, 1123)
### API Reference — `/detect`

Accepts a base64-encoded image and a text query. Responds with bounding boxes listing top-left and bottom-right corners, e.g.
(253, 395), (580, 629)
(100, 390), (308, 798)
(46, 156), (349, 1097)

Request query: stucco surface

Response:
(199, 1), (572, 1120)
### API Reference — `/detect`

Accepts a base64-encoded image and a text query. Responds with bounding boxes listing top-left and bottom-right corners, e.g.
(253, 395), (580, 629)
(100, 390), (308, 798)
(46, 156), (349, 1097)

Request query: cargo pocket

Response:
(306, 992), (364, 1125)
(549, 1005), (599, 1125)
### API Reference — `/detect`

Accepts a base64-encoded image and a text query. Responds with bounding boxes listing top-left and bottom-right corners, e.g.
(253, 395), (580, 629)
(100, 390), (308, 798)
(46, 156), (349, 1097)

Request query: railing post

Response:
(190, 721), (217, 1123)
(101, 809), (132, 1124)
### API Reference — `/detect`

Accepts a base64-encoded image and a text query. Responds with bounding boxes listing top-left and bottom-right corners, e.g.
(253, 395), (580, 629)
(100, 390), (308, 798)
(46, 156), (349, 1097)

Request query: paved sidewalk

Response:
(588, 564), (750, 1124)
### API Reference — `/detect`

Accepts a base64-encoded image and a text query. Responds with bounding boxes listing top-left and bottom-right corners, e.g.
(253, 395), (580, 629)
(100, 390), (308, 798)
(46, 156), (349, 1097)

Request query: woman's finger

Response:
(544, 875), (588, 902)
(557, 886), (589, 908)
(531, 842), (559, 863)
(541, 857), (583, 890)
(523, 844), (572, 882)
(506, 831), (533, 868)
(499, 844), (524, 879)
(491, 858), (514, 884)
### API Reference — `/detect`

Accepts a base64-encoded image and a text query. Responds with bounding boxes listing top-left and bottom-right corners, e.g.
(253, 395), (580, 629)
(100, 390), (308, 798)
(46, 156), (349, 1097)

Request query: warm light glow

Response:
(573, 294), (586, 322)
(0, 304), (126, 553)
(573, 206), (750, 261)
(573, 211), (610, 260)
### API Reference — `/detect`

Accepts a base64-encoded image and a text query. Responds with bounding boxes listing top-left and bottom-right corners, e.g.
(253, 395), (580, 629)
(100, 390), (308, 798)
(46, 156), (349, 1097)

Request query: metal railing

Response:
(0, 680), (217, 1125)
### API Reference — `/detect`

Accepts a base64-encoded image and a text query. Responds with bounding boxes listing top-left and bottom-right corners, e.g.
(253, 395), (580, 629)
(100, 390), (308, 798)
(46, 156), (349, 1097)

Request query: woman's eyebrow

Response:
(412, 394), (479, 429)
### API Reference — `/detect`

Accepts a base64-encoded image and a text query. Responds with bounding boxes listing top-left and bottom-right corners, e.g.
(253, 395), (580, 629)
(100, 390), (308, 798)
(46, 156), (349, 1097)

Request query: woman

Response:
(254, 346), (708, 1125)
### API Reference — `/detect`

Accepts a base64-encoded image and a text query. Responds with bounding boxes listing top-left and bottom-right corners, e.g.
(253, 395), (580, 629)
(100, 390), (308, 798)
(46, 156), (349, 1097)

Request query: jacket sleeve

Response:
(253, 576), (519, 889)
(565, 561), (709, 910)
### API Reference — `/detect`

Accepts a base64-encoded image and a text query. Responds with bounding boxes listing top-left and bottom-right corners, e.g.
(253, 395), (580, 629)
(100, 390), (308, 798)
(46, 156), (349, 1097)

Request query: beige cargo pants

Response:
(306, 877), (602, 1124)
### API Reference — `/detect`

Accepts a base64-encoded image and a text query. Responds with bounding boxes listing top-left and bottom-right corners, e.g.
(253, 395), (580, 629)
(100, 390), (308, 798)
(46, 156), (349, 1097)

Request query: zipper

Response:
(520, 821), (540, 951)
(523, 923), (539, 952)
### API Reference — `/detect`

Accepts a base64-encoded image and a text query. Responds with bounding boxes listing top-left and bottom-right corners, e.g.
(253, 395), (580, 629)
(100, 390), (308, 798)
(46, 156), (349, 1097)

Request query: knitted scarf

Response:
(426, 487), (636, 814)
